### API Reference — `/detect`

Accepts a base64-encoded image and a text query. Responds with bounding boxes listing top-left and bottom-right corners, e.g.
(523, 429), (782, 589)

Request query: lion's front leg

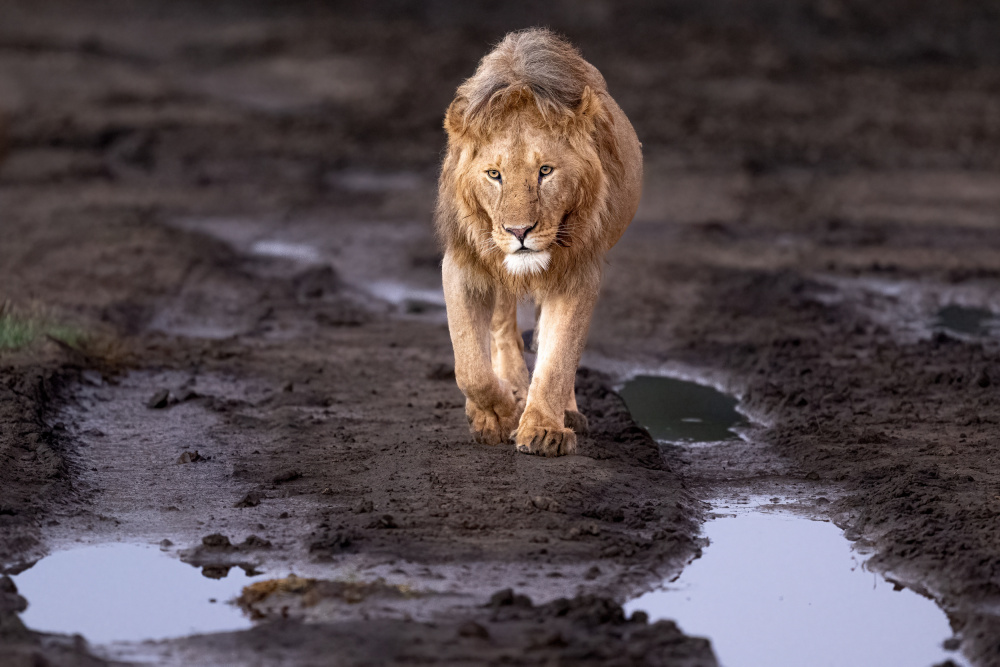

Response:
(443, 253), (520, 445)
(515, 286), (598, 457)
(490, 290), (530, 411)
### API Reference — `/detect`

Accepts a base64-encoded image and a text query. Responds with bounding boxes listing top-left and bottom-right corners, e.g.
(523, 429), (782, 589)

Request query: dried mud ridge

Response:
(189, 587), (713, 667)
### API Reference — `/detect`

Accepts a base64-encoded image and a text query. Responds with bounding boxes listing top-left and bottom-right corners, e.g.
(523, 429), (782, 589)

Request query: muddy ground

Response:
(1, 1), (999, 665)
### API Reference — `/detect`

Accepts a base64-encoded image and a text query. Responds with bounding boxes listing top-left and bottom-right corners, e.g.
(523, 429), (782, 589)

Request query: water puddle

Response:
(366, 280), (446, 314)
(625, 506), (965, 667)
(12, 544), (256, 644)
(619, 376), (967, 667)
(249, 240), (323, 264)
(934, 305), (999, 337)
(169, 215), (448, 322)
(619, 375), (744, 442)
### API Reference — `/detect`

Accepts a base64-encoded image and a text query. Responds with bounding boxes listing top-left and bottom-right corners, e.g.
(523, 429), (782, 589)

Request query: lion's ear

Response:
(572, 86), (605, 136)
(444, 97), (470, 138)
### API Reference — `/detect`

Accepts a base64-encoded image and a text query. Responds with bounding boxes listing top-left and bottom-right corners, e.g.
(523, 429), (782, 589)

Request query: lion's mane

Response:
(434, 28), (634, 296)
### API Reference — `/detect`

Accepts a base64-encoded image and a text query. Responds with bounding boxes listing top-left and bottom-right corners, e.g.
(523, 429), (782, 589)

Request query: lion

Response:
(435, 28), (642, 457)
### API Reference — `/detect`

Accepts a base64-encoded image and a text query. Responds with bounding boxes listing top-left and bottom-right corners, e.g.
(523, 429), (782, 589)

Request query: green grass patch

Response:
(0, 304), (87, 352)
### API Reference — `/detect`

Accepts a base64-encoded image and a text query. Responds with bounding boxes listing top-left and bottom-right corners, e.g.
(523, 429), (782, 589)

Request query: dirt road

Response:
(1, 2), (999, 665)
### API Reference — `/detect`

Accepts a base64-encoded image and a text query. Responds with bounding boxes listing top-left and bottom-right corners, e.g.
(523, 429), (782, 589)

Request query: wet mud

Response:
(2, 1), (1000, 665)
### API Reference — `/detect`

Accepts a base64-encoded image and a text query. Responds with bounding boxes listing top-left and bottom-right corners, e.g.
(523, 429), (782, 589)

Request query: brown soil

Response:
(1, 1), (999, 666)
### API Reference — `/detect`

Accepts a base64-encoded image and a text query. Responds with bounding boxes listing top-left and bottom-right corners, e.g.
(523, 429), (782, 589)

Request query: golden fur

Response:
(435, 28), (642, 456)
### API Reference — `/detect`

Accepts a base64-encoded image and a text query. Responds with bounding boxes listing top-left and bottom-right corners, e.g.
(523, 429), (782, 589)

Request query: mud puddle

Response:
(815, 274), (1000, 344)
(169, 204), (446, 320)
(12, 544), (256, 644)
(620, 376), (967, 667)
(624, 503), (966, 667)
(619, 375), (745, 443)
(934, 305), (999, 337)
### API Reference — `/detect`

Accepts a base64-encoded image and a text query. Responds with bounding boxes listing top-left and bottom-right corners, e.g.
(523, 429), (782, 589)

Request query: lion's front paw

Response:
(514, 422), (577, 457)
(564, 410), (589, 435)
(466, 387), (520, 446)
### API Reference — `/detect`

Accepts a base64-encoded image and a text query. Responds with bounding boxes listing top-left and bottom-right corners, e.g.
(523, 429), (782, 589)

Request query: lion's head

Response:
(436, 29), (625, 293)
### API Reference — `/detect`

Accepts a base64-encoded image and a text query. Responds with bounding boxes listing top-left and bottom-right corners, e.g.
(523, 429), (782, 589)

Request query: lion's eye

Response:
(539, 165), (553, 176)
(487, 169), (501, 181)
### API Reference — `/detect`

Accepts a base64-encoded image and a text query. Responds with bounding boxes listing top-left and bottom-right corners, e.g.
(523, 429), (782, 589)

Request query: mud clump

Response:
(177, 450), (206, 464)
(208, 587), (717, 666)
(0, 576), (27, 624)
(272, 469), (302, 484)
(146, 389), (171, 409)
(474, 591), (716, 666)
(234, 490), (264, 508)
(308, 529), (356, 558)
(179, 533), (273, 579)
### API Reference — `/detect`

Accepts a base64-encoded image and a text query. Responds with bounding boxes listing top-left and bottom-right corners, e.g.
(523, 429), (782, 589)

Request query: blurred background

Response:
(3, 0), (999, 357)
(3, 0), (1000, 202)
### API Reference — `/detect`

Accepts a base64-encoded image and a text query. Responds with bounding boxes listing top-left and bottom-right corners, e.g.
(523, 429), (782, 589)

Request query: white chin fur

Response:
(504, 251), (551, 276)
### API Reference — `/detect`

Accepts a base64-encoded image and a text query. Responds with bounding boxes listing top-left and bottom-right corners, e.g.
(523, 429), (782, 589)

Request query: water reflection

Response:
(934, 305), (998, 337)
(619, 375), (743, 442)
(625, 509), (966, 667)
(13, 544), (255, 643)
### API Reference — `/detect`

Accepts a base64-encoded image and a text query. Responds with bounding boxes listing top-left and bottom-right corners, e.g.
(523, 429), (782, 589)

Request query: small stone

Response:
(273, 469), (302, 484)
(457, 620), (490, 639)
(202, 565), (231, 579)
(81, 370), (103, 387)
(241, 535), (272, 549)
(630, 610), (649, 624)
(176, 389), (200, 402)
(146, 389), (171, 409)
(584, 565), (601, 580)
(530, 630), (566, 648)
(352, 499), (374, 514)
(202, 534), (232, 548)
(0, 576), (27, 615)
(234, 491), (263, 508)
(486, 588), (531, 608)
(489, 588), (514, 607)
(177, 451), (204, 464)
(159, 539), (173, 548)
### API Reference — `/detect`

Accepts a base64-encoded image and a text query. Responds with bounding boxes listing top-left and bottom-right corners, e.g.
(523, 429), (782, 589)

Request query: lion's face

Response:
(462, 116), (598, 277)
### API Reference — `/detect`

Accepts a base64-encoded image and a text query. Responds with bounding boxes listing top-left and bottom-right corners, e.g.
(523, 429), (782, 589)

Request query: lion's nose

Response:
(505, 222), (537, 244)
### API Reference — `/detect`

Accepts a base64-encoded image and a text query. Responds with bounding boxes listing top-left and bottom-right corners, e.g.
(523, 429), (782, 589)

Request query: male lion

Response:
(435, 28), (642, 457)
